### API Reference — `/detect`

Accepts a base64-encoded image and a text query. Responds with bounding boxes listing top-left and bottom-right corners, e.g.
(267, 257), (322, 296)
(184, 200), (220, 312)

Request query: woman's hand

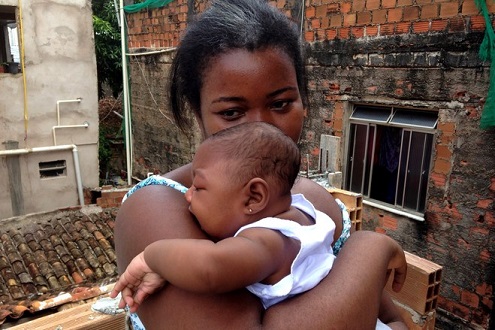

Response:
(110, 251), (167, 313)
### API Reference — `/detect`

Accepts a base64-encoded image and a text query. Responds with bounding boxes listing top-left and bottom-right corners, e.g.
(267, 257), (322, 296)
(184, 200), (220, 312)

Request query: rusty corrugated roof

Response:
(0, 206), (119, 325)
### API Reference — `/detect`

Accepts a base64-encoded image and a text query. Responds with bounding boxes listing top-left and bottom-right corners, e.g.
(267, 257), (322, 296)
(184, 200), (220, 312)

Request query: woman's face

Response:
(198, 47), (305, 143)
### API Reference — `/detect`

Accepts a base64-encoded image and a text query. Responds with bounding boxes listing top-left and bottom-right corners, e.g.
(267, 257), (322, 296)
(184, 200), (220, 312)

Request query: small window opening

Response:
(0, 5), (20, 73)
(39, 160), (67, 178)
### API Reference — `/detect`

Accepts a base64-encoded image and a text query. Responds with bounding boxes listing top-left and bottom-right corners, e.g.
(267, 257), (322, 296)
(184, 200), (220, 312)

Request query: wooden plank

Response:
(9, 300), (126, 330)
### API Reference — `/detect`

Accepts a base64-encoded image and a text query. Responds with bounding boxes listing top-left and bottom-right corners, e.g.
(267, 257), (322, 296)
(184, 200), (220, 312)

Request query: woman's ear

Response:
(243, 178), (269, 215)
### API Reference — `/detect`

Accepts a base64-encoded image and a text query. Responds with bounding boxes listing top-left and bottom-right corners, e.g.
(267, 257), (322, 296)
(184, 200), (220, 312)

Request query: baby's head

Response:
(187, 122), (301, 239)
(203, 122), (301, 197)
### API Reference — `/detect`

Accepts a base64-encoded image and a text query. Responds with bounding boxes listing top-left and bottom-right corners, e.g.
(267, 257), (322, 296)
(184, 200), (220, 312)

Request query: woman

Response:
(115, 0), (407, 328)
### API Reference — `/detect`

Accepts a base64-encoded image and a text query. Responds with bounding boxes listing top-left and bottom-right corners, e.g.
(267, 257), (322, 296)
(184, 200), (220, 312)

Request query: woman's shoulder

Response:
(123, 164), (192, 200)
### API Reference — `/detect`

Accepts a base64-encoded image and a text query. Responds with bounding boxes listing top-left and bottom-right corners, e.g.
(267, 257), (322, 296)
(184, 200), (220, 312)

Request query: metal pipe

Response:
(120, 0), (133, 185)
(56, 98), (82, 125)
(0, 144), (85, 206)
(52, 122), (89, 145)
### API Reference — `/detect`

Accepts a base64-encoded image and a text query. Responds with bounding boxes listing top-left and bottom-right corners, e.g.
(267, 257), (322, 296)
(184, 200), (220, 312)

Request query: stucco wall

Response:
(0, 0), (99, 218)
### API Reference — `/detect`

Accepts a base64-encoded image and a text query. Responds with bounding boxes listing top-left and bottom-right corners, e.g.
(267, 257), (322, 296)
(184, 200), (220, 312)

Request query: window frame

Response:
(344, 104), (438, 220)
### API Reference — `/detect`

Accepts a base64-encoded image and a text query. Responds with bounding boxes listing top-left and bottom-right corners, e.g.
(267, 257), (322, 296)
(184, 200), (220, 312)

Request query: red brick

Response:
(431, 172), (447, 187)
(436, 144), (452, 159)
(316, 29), (327, 41)
(417, 0), (432, 4)
(333, 118), (343, 131)
(404, 6), (420, 20)
(382, 0), (397, 8)
(372, 9), (387, 24)
(490, 178), (495, 192)
(338, 27), (351, 38)
(476, 282), (493, 296)
(395, 22), (410, 33)
(470, 15), (486, 31)
(366, 25), (379, 36)
(412, 20), (429, 33)
(431, 19), (449, 31)
(433, 158), (451, 174)
(388, 8), (403, 22)
(353, 0), (366, 11)
(461, 290), (480, 308)
(330, 14), (343, 27)
(375, 227), (387, 234)
(381, 23), (395, 35)
(367, 0), (381, 10)
(398, 0), (412, 5)
(312, 18), (321, 28)
(357, 11), (372, 25)
(438, 122), (456, 136)
(321, 16), (330, 29)
(351, 26), (365, 38)
(462, 0), (481, 15)
(316, 4), (329, 17)
(305, 31), (315, 42)
(479, 249), (491, 262)
(440, 2), (459, 17)
(343, 13), (357, 26)
(477, 199), (493, 209)
(382, 215), (398, 230)
(342, 2), (352, 13)
(327, 3), (340, 13)
(306, 6), (316, 18)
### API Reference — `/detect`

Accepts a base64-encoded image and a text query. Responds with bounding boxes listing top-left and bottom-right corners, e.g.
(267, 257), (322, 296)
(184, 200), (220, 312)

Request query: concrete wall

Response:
(0, 0), (99, 218)
(125, 0), (494, 328)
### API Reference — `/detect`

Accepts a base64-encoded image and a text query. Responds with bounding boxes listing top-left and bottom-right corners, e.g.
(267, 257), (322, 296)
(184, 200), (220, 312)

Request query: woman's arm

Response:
(263, 230), (406, 329)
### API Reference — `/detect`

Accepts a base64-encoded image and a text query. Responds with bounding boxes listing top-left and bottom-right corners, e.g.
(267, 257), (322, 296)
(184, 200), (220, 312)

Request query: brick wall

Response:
(125, 0), (495, 328)
(96, 186), (129, 208)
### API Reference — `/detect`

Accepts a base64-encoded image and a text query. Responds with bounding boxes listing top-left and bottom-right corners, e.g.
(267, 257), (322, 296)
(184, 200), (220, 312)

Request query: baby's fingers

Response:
(391, 264), (407, 292)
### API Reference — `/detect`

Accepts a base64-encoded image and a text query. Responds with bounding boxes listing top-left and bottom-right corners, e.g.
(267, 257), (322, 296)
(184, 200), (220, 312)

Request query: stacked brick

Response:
(385, 252), (443, 329)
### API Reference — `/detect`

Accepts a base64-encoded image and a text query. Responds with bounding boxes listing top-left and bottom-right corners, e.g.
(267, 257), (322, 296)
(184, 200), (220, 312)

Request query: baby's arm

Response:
(144, 227), (290, 293)
(111, 227), (289, 310)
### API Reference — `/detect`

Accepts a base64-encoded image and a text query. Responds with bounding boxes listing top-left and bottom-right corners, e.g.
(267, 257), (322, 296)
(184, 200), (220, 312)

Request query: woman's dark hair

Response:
(169, 0), (308, 131)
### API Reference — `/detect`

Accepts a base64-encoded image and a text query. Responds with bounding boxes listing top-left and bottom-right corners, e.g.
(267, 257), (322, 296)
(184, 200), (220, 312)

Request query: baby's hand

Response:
(110, 252), (166, 313)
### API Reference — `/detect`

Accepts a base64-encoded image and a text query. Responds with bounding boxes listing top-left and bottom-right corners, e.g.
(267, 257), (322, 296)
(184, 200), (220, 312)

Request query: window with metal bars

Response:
(345, 105), (438, 214)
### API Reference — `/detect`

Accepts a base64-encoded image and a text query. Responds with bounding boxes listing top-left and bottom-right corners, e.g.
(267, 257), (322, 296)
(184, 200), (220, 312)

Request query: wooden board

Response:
(8, 300), (126, 330)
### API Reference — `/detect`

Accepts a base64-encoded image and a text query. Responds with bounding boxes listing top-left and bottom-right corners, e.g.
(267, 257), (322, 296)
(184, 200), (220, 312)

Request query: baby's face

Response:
(184, 144), (246, 240)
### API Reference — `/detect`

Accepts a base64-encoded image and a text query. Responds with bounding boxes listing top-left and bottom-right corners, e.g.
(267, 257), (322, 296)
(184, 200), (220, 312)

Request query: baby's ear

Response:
(243, 178), (269, 215)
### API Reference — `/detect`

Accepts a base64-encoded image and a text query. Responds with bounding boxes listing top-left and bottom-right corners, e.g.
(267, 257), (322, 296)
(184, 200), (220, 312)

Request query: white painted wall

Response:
(0, 0), (99, 218)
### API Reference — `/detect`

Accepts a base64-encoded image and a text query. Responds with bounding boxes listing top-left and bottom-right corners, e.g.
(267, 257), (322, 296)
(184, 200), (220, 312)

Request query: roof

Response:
(0, 205), (119, 325)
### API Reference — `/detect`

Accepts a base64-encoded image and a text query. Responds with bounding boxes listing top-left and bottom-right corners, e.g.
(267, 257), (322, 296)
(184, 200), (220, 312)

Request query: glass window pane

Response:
(396, 131), (410, 207)
(391, 109), (438, 129)
(418, 134), (433, 212)
(351, 106), (391, 123)
(404, 132), (427, 210)
(370, 126), (400, 204)
(348, 124), (368, 193)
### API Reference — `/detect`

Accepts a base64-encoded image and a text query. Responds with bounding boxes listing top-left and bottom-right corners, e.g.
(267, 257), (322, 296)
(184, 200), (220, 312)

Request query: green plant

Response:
(92, 1), (123, 98)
